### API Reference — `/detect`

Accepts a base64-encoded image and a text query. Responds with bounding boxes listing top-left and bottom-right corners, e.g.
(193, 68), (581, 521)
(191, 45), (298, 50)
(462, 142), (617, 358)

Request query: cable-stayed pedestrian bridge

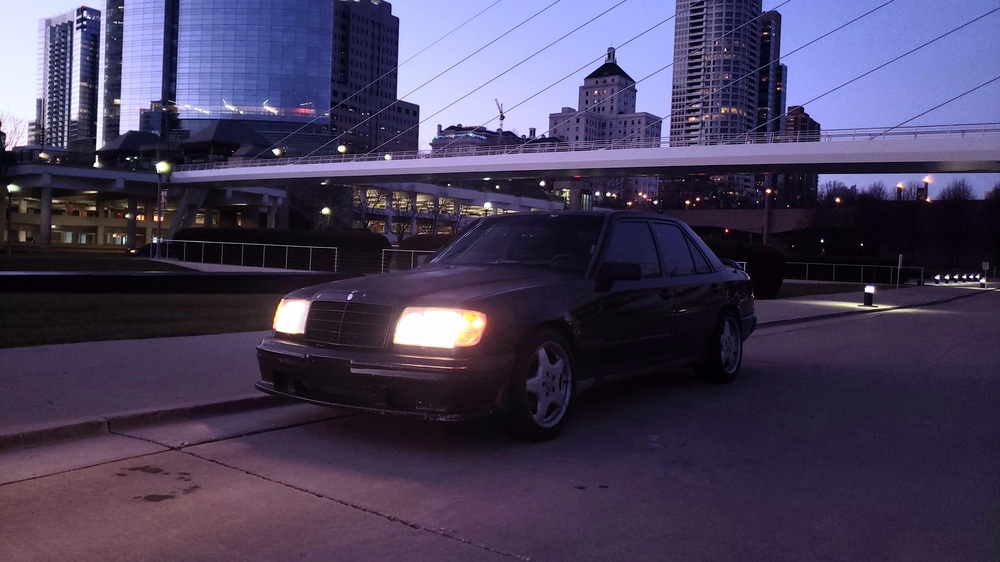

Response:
(172, 124), (1000, 187)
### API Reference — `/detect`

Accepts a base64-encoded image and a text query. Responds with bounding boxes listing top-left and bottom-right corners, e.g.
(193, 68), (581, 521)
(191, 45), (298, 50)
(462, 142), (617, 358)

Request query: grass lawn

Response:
(0, 252), (191, 272)
(0, 293), (281, 349)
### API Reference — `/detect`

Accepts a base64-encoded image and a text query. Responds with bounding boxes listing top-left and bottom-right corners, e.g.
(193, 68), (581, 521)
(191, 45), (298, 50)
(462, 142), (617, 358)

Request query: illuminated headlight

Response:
(393, 307), (487, 348)
(273, 298), (311, 335)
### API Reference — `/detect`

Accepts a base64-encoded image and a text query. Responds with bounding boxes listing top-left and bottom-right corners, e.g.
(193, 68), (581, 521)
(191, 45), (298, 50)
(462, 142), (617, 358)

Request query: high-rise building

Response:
(756, 10), (786, 139)
(96, 0), (124, 149)
(755, 10), (786, 194)
(670, 0), (762, 147)
(783, 105), (821, 207)
(548, 48), (662, 202)
(31, 6), (102, 153)
(103, 0), (418, 155)
(330, 0), (420, 154)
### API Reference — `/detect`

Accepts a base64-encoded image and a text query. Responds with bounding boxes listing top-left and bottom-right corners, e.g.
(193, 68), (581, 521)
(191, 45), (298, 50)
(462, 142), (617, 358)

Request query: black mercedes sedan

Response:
(256, 211), (756, 440)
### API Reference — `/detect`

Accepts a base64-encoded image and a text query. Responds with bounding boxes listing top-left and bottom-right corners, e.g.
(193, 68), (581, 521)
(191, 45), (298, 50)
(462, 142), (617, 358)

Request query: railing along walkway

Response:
(175, 123), (1000, 172)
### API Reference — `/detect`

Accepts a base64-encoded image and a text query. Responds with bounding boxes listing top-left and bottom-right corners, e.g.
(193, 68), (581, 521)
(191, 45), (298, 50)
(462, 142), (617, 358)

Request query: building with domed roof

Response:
(547, 47), (662, 206)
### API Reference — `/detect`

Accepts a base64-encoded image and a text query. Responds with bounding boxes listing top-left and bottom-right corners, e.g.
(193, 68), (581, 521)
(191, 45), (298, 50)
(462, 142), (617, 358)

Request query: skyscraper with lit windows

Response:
(669, 0), (762, 147)
(32, 6), (102, 152)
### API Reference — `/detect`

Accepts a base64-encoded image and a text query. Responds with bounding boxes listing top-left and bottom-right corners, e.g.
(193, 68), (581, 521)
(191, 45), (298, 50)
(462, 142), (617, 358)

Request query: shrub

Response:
(706, 240), (785, 299)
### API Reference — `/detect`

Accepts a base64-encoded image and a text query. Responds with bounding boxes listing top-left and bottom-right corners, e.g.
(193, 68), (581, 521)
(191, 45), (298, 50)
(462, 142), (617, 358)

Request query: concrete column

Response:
(277, 192), (289, 229)
(762, 191), (772, 246)
(39, 187), (53, 251)
(267, 205), (277, 229)
(127, 197), (138, 251)
(203, 205), (214, 227)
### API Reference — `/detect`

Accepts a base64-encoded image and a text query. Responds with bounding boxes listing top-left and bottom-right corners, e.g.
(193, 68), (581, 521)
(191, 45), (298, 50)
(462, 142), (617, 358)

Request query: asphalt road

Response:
(2, 292), (998, 561)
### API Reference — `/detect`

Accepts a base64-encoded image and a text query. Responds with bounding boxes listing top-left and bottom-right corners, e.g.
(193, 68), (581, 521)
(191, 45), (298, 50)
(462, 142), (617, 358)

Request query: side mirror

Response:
(595, 261), (642, 292)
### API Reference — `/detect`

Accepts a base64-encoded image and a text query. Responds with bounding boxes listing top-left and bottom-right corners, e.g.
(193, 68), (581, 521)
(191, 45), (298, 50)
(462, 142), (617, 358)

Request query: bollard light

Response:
(981, 276), (987, 289)
(862, 284), (875, 307)
(944, 274), (950, 284)
(934, 274), (941, 285)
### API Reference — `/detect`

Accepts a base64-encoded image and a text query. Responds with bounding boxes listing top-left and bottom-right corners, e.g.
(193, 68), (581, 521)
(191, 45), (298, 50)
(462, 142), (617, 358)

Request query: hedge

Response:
(706, 240), (785, 299)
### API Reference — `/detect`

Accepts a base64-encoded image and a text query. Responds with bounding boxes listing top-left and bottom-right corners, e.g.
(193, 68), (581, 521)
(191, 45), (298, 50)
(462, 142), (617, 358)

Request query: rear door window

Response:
(603, 221), (661, 278)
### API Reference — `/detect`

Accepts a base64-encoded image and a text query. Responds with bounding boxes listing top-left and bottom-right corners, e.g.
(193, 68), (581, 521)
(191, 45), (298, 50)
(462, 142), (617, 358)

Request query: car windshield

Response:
(431, 214), (606, 273)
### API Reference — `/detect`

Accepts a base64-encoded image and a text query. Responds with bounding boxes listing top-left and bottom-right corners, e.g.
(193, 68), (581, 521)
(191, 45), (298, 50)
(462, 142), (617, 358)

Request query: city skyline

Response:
(2, 0), (998, 195)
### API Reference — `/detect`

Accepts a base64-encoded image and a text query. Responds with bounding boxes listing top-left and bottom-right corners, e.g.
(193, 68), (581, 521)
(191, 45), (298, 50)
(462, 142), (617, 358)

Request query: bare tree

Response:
(1, 113), (28, 254)
(860, 181), (891, 201)
(937, 178), (976, 201)
(900, 181), (921, 201)
(438, 197), (471, 233)
(591, 176), (629, 209)
(986, 182), (1000, 201)
(0, 112), (28, 151)
(818, 180), (855, 206)
(389, 187), (418, 244)
(354, 185), (388, 230)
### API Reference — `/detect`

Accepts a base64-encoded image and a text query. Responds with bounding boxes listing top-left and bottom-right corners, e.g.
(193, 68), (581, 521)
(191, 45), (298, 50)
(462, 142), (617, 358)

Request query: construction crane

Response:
(495, 99), (505, 131)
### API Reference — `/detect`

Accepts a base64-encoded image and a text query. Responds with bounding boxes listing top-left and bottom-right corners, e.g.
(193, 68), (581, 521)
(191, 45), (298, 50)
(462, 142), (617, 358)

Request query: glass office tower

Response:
(97, 0), (124, 148)
(109, 0), (416, 155)
(174, 0), (333, 140)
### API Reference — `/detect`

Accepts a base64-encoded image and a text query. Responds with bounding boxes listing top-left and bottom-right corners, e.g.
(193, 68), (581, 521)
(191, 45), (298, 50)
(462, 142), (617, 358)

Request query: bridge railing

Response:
(381, 249), (437, 273)
(785, 261), (925, 285)
(162, 239), (340, 272)
(174, 123), (1000, 173)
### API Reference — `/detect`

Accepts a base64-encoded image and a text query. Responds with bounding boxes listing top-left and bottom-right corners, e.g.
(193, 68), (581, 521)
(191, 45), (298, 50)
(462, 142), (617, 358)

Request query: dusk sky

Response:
(2, 0), (998, 196)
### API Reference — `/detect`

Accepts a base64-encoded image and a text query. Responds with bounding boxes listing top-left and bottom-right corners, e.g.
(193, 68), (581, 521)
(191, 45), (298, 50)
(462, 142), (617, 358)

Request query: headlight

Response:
(393, 307), (487, 348)
(273, 298), (311, 335)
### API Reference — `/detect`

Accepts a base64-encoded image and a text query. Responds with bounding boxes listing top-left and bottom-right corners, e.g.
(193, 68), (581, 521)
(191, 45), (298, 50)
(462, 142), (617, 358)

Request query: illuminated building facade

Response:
(669, 0), (762, 147)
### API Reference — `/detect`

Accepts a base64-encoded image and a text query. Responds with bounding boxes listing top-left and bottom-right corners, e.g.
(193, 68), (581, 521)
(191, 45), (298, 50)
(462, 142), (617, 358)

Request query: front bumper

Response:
(256, 337), (514, 421)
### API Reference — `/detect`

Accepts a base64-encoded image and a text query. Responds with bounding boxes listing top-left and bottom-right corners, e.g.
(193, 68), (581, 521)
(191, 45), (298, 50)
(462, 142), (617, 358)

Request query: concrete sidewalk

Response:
(1, 282), (993, 451)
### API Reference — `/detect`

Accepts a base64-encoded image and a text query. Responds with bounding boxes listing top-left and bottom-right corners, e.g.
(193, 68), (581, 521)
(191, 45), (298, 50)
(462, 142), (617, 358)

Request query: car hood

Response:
(287, 264), (582, 308)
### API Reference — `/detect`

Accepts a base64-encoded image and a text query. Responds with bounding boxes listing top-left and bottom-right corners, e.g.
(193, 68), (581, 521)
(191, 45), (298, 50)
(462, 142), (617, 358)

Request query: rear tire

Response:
(698, 312), (743, 384)
(502, 329), (574, 441)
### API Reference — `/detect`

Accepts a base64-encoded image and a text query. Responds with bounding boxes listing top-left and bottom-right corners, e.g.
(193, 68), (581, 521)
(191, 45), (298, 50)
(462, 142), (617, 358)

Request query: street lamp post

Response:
(155, 161), (172, 258)
(896, 181), (904, 202)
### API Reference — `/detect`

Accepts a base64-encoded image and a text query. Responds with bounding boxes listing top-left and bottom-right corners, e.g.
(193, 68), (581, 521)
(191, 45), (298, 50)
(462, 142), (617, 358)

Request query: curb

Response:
(756, 286), (996, 328)
(0, 394), (279, 452)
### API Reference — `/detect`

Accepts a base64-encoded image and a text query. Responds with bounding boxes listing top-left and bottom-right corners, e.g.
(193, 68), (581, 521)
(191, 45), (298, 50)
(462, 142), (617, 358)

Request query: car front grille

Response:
(305, 300), (393, 349)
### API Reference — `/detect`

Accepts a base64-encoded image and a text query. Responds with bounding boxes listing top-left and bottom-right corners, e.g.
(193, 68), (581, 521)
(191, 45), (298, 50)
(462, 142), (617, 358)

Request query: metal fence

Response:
(160, 242), (930, 287)
(162, 240), (339, 272)
(381, 249), (437, 273)
(785, 261), (925, 285)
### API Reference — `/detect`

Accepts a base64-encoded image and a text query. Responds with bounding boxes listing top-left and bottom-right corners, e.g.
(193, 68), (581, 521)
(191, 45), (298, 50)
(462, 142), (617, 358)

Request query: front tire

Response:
(502, 329), (574, 441)
(698, 312), (743, 384)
